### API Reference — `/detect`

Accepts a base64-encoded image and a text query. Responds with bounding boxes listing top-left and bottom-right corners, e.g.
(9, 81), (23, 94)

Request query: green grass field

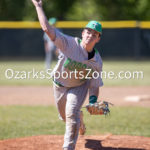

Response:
(0, 106), (150, 140)
(0, 60), (150, 140)
(0, 60), (150, 86)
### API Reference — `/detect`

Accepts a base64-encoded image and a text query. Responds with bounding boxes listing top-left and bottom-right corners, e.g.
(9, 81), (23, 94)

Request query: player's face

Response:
(82, 28), (100, 46)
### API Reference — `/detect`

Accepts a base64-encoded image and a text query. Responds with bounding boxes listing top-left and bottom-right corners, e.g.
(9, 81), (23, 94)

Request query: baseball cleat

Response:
(79, 111), (86, 135)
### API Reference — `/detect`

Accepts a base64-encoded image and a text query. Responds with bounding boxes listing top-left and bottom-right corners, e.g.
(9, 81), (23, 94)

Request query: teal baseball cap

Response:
(48, 17), (57, 25)
(85, 20), (102, 34)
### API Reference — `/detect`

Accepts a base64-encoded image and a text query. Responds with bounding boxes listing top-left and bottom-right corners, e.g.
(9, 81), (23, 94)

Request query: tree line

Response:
(0, 0), (150, 21)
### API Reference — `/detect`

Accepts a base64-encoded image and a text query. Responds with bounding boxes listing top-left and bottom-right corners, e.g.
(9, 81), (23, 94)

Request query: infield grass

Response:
(0, 60), (150, 86)
(0, 106), (150, 139)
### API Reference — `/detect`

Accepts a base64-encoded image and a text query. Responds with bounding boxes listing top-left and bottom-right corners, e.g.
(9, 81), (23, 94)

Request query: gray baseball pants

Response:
(53, 81), (89, 150)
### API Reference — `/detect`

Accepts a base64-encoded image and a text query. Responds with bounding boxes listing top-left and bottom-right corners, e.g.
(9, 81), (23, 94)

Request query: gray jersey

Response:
(43, 33), (56, 51)
(52, 29), (103, 88)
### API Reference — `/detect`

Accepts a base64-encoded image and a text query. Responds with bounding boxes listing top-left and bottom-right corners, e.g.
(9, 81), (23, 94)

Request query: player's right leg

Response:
(79, 111), (86, 135)
(53, 83), (68, 121)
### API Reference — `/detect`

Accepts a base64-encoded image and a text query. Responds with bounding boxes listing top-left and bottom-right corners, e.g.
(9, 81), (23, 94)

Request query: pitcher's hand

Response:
(31, 0), (42, 7)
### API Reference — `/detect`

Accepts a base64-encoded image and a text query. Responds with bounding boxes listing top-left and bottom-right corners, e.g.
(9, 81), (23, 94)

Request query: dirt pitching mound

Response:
(0, 135), (150, 150)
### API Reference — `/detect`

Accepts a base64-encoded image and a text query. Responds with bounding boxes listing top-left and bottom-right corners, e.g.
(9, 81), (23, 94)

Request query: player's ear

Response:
(96, 35), (101, 43)
(82, 29), (85, 38)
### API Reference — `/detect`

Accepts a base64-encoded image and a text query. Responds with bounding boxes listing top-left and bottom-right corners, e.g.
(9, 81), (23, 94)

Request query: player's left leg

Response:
(63, 81), (89, 150)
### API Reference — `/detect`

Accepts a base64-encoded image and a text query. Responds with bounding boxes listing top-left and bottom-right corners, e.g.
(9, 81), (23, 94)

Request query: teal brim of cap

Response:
(86, 20), (102, 34)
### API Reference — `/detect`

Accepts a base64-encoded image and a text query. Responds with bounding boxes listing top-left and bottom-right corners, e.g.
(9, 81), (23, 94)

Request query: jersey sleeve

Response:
(89, 68), (103, 87)
(89, 54), (103, 87)
(53, 29), (76, 56)
(89, 76), (103, 88)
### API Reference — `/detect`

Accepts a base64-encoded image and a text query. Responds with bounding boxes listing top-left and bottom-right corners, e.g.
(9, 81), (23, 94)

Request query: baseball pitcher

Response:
(31, 0), (105, 150)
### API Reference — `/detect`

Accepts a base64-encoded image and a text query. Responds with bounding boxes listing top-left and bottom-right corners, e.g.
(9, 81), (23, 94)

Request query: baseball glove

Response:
(85, 101), (113, 115)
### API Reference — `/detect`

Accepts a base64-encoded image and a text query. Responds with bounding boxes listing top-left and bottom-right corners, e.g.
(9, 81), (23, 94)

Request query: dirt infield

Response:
(0, 86), (150, 150)
(0, 86), (150, 107)
(0, 135), (150, 150)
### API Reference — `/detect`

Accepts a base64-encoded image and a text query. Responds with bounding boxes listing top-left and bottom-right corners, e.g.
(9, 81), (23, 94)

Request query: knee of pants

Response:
(58, 114), (66, 122)
(66, 109), (80, 122)
(56, 105), (66, 122)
